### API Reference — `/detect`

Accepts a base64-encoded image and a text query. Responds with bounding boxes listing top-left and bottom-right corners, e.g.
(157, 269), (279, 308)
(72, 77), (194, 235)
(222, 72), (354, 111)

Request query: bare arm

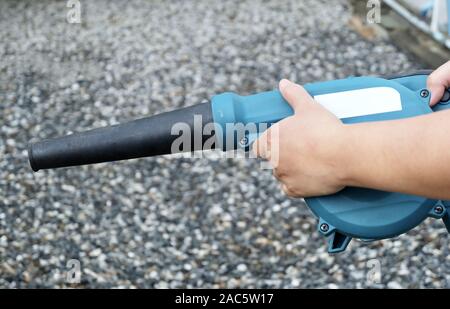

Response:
(254, 63), (450, 200)
(344, 110), (450, 199)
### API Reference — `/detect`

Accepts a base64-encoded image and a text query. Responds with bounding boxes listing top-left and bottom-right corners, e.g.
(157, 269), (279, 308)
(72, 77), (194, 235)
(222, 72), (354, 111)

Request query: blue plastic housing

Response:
(211, 71), (450, 253)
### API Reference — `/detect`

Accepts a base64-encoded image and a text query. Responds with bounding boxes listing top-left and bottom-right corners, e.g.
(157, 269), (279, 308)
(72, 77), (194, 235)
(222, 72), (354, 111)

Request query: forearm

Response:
(343, 110), (450, 199)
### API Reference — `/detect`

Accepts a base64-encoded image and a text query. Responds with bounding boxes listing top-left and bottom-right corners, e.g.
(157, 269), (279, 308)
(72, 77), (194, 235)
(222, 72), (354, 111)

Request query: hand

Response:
(253, 79), (350, 198)
(428, 61), (450, 106)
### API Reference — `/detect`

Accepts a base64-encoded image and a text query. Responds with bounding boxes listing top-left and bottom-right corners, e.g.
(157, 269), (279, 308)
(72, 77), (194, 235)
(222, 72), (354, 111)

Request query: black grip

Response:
(28, 103), (215, 171)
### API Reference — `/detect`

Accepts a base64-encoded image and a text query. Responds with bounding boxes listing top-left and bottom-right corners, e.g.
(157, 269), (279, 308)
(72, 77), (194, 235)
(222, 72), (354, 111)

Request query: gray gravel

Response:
(1, 0), (449, 288)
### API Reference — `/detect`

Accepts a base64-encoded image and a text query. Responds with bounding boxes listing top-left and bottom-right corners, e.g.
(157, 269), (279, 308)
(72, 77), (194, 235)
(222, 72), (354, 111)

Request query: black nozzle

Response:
(28, 103), (215, 171)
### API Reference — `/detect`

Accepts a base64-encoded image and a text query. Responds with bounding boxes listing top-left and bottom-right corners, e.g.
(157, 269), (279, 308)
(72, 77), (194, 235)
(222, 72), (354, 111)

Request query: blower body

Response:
(29, 71), (450, 253)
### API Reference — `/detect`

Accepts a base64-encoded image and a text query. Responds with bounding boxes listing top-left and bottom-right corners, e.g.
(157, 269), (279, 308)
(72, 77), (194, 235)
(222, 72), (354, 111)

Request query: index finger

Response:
(427, 61), (450, 106)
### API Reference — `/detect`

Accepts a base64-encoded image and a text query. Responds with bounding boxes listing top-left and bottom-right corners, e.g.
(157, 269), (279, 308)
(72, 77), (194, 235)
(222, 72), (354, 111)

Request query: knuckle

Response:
(428, 75), (440, 86)
(273, 168), (284, 180)
(251, 141), (258, 157)
(265, 132), (272, 149)
(281, 185), (291, 196)
(274, 167), (287, 178)
(282, 183), (300, 198)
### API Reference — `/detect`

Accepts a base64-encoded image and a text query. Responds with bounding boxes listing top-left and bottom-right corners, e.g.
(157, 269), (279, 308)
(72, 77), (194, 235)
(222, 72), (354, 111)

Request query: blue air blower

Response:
(28, 71), (450, 253)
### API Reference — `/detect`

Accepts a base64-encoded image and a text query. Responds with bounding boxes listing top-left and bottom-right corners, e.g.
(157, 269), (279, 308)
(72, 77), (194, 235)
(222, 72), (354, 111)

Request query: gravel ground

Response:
(1, 0), (449, 289)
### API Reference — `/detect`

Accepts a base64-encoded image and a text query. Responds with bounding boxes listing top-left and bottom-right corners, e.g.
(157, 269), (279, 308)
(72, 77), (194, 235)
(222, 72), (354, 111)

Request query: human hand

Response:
(428, 61), (450, 106)
(252, 79), (350, 198)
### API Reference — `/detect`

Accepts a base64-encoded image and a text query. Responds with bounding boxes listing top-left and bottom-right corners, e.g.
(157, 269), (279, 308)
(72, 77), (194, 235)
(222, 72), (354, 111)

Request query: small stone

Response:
(237, 264), (248, 273)
(387, 281), (403, 289)
(291, 279), (301, 287)
(184, 263), (192, 271)
(89, 249), (102, 257)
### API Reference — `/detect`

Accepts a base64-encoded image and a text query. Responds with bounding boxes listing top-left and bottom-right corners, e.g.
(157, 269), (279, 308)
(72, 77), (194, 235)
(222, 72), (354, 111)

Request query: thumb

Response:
(279, 79), (314, 113)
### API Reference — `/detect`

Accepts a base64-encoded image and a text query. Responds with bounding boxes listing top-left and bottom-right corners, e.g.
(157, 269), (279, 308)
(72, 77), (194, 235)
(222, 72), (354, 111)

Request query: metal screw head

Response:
(320, 223), (329, 233)
(239, 137), (249, 147)
(420, 89), (430, 98)
(434, 205), (444, 215)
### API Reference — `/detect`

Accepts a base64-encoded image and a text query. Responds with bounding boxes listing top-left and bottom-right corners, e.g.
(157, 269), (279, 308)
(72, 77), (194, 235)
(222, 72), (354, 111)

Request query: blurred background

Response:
(1, 0), (449, 288)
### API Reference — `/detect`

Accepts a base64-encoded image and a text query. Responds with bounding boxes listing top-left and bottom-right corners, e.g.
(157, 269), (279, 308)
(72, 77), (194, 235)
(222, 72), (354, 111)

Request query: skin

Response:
(253, 61), (450, 200)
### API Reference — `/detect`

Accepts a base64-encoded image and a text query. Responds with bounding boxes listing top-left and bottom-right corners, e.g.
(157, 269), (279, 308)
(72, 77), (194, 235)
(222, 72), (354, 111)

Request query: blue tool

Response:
(29, 71), (450, 253)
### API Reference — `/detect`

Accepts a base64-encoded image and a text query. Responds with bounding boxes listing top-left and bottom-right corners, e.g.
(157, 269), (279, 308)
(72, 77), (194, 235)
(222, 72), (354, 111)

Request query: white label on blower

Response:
(314, 87), (402, 119)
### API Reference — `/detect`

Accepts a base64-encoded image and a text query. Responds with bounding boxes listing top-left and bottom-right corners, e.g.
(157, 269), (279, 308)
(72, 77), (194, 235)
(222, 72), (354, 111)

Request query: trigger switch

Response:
(441, 90), (450, 103)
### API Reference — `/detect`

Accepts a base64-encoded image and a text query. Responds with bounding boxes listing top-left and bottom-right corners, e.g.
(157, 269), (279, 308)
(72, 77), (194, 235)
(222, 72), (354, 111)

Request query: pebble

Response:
(237, 264), (248, 273)
(387, 281), (403, 289)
